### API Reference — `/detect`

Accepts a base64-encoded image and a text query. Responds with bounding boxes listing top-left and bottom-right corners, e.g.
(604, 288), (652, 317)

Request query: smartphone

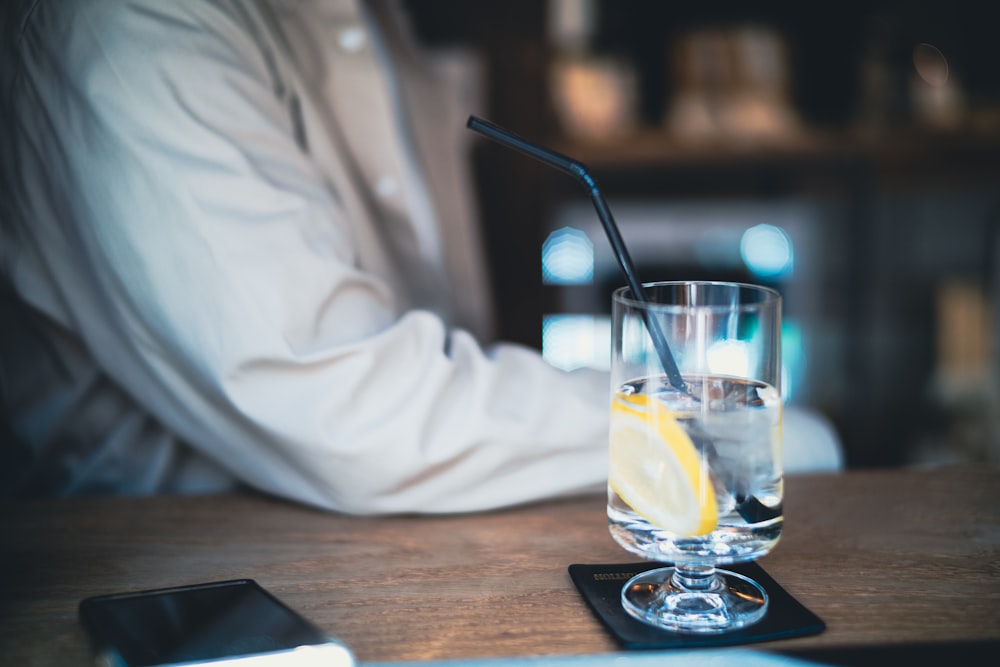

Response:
(78, 579), (355, 667)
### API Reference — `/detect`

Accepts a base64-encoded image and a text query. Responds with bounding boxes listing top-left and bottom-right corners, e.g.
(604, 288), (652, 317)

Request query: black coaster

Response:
(569, 562), (825, 650)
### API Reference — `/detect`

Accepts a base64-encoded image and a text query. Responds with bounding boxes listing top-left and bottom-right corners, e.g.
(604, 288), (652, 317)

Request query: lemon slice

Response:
(609, 393), (718, 536)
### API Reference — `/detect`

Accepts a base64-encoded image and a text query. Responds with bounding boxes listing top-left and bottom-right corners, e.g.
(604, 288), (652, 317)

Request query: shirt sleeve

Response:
(9, 0), (610, 513)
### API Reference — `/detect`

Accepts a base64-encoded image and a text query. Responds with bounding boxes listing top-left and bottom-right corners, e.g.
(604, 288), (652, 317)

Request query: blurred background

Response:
(405, 0), (1000, 470)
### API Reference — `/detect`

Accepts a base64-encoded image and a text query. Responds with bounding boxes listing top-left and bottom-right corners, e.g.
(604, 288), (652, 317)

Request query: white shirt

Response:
(0, 0), (611, 512)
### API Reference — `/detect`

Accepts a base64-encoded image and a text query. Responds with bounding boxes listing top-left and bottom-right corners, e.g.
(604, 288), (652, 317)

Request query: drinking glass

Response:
(607, 281), (783, 633)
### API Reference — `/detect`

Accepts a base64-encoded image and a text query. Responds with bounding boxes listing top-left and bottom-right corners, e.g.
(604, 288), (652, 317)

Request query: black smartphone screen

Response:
(79, 579), (333, 666)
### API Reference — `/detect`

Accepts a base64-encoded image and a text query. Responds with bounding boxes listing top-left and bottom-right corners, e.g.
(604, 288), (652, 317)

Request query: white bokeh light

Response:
(707, 339), (751, 378)
(542, 314), (611, 371)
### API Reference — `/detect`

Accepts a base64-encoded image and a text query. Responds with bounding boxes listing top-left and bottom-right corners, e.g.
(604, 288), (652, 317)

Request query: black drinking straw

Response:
(468, 116), (780, 523)
(467, 115), (687, 392)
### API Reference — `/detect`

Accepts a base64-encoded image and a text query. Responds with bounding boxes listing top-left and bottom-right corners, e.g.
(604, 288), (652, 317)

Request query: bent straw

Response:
(467, 115), (686, 392)
(468, 116), (779, 522)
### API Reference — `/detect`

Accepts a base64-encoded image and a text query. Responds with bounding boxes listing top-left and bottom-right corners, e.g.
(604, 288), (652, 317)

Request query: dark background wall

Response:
(404, 0), (1000, 470)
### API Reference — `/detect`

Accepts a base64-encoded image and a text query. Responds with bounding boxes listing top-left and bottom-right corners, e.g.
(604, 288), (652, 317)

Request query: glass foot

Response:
(621, 566), (768, 633)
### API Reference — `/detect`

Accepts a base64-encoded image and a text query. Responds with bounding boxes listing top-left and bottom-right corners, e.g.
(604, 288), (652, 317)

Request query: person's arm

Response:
(10, 0), (609, 513)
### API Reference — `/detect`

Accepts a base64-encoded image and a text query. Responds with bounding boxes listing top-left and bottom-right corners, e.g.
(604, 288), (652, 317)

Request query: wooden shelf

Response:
(548, 127), (1000, 173)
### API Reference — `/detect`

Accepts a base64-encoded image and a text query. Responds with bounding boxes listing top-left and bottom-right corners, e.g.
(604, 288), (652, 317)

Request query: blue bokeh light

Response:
(542, 226), (595, 284)
(740, 224), (794, 278)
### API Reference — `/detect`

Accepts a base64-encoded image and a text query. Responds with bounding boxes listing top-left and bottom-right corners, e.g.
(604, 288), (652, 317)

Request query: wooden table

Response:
(1, 466), (998, 665)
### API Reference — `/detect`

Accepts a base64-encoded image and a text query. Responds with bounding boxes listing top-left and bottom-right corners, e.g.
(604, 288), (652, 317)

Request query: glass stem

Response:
(671, 564), (721, 592)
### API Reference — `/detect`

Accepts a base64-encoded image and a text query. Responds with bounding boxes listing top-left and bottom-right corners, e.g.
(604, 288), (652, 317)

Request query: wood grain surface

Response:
(1, 466), (998, 665)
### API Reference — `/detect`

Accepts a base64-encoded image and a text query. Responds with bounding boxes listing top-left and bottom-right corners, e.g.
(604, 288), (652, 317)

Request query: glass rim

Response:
(612, 280), (782, 312)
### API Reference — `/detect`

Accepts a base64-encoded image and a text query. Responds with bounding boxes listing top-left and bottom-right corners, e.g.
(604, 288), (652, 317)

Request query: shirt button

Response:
(375, 176), (399, 199)
(337, 26), (366, 54)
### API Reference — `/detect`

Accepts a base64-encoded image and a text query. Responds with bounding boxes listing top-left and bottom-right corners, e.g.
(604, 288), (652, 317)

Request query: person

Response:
(0, 0), (841, 511)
